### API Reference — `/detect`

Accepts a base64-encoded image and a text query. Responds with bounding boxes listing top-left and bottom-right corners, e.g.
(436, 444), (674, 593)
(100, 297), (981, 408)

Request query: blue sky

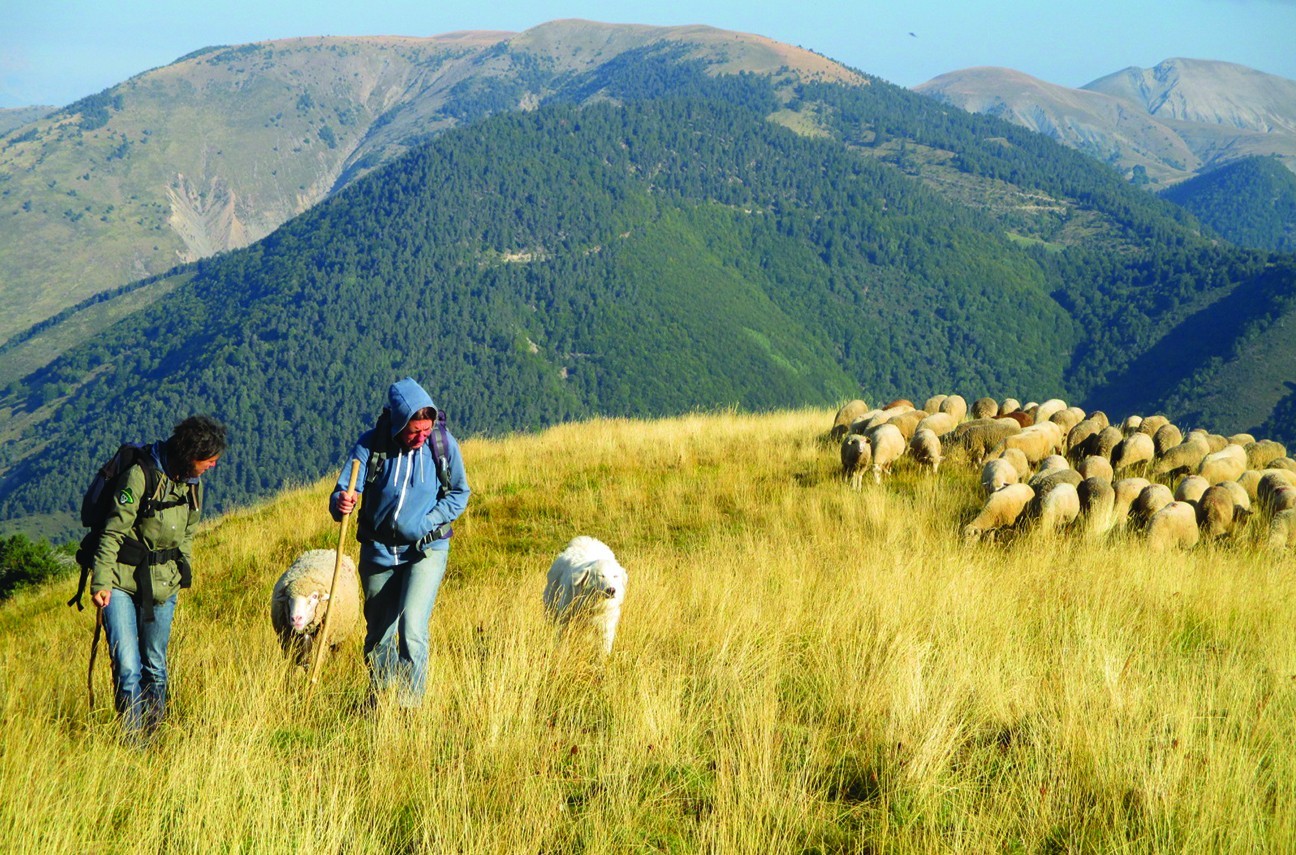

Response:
(3, 0), (1294, 108)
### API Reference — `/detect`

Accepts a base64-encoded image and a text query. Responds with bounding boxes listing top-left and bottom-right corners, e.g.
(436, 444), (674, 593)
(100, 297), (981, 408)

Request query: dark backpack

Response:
(357, 408), (454, 545)
(68, 443), (193, 611)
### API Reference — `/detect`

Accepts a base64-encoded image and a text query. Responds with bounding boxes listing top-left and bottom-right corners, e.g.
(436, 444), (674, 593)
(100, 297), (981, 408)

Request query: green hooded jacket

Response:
(90, 453), (201, 603)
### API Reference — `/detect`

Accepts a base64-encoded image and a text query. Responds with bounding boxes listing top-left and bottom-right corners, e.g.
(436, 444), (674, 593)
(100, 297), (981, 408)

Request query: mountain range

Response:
(914, 59), (1296, 188)
(0, 21), (1294, 540)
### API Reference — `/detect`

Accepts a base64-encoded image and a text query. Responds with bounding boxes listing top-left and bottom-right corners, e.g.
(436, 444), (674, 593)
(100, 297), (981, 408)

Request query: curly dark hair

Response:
(166, 415), (228, 464)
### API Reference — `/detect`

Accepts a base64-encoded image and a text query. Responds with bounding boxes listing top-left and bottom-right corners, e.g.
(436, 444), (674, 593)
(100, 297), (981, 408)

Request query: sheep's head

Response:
(285, 589), (329, 633)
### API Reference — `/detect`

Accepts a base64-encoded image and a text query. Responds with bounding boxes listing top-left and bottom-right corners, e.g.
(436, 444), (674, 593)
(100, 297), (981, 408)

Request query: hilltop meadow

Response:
(1, 408), (1293, 853)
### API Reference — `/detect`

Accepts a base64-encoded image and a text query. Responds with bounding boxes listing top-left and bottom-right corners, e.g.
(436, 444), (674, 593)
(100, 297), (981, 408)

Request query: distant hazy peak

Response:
(1082, 58), (1296, 133)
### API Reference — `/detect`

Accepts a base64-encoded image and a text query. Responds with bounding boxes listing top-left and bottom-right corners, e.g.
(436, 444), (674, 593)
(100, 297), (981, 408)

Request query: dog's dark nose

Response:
(604, 587), (616, 598)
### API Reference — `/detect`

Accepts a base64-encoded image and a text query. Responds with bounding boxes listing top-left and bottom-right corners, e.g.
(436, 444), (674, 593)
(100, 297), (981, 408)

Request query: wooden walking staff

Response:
(88, 606), (103, 710)
(306, 458), (361, 706)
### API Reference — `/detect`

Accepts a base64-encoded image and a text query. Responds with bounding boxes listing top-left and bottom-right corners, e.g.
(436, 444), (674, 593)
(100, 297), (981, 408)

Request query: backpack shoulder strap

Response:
(430, 410), (451, 493)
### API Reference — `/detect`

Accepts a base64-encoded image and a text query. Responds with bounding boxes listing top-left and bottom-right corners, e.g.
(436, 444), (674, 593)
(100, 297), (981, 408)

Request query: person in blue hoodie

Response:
(330, 378), (470, 707)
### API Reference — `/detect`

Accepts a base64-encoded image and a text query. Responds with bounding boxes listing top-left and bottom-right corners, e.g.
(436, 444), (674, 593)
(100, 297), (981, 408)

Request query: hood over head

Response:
(387, 378), (437, 437)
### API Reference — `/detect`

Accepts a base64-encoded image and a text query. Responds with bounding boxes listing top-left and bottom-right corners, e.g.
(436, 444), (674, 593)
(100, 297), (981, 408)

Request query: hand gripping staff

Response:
(306, 459), (360, 706)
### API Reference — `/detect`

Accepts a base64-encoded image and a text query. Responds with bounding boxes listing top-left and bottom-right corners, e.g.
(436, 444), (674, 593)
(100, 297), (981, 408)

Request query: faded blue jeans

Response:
(360, 547), (448, 706)
(101, 590), (176, 737)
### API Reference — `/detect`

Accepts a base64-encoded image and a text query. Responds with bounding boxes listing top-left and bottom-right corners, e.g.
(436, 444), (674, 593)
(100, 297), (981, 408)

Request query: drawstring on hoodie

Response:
(388, 448), (426, 558)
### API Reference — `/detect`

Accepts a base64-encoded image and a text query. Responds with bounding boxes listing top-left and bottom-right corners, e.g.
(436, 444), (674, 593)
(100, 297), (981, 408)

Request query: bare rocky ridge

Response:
(915, 58), (1296, 186)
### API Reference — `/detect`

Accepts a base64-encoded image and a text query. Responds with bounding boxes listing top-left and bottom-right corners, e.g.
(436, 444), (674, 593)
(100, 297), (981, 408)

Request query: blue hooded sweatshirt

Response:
(331, 378), (470, 567)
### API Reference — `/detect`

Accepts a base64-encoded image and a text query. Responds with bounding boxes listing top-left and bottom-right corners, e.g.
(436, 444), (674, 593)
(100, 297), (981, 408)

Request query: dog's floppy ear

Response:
(571, 567), (591, 590)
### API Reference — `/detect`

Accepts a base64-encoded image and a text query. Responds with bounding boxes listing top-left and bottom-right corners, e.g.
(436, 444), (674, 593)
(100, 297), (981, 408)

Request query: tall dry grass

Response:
(1, 407), (1294, 853)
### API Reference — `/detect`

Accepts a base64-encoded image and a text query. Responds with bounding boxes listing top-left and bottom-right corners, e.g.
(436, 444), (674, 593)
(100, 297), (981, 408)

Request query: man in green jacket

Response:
(91, 415), (226, 741)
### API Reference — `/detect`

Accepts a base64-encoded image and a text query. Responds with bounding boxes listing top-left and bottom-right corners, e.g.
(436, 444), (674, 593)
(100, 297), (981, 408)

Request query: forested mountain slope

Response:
(1160, 156), (1296, 253)
(0, 21), (861, 346)
(0, 50), (1289, 541)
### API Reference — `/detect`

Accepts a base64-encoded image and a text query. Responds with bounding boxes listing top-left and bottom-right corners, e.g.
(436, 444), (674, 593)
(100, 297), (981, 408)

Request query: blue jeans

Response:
(361, 548), (448, 706)
(101, 590), (176, 736)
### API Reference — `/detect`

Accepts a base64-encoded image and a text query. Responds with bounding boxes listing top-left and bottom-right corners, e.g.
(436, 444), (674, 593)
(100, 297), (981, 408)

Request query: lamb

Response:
(1146, 502), (1200, 551)
(909, 428), (943, 474)
(1072, 425), (1123, 463)
(1028, 467), (1083, 495)
(270, 549), (361, 668)
(999, 447), (1031, 482)
(866, 422), (906, 483)
(840, 433), (873, 491)
(1217, 479), (1252, 516)
(543, 536), (628, 655)
(963, 483), (1035, 542)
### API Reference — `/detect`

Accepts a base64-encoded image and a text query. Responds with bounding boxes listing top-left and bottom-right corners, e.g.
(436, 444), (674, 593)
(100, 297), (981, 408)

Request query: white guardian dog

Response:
(543, 536), (628, 655)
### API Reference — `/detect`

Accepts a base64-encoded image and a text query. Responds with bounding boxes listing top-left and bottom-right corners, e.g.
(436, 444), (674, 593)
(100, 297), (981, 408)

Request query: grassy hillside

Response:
(2, 408), (1294, 851)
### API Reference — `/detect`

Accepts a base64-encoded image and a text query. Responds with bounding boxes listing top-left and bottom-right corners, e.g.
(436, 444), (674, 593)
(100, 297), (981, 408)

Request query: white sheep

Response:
(543, 536), (628, 655)
(1111, 432), (1155, 473)
(909, 427), (943, 474)
(830, 399), (871, 439)
(1152, 423), (1184, 457)
(270, 549), (361, 668)
(1078, 476), (1116, 536)
(1245, 439), (1287, 470)
(1268, 509), (1296, 549)
(866, 422), (906, 484)
(938, 394), (968, 424)
(1111, 477), (1152, 528)
(1147, 502), (1200, 551)
(1031, 481), (1080, 531)
(963, 483), (1035, 542)
(840, 433), (873, 491)
(980, 458), (1019, 496)
(1130, 484), (1175, 530)
(1076, 454), (1114, 483)
(1197, 445), (1247, 484)
(1173, 474), (1210, 505)
(1196, 485), (1237, 539)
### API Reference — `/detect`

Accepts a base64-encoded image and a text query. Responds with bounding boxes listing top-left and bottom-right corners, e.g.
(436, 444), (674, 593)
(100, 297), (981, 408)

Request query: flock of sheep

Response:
(832, 394), (1296, 551)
